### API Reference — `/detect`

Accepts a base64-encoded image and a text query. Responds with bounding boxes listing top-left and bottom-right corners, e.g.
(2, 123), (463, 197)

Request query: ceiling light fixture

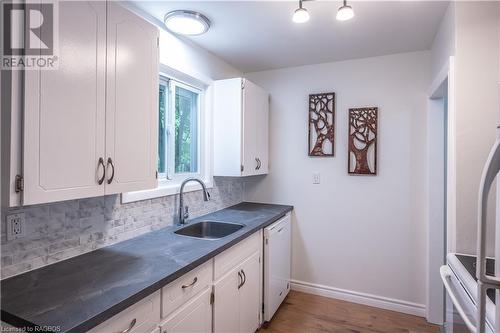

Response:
(292, 0), (310, 24)
(164, 10), (211, 36)
(336, 0), (354, 21)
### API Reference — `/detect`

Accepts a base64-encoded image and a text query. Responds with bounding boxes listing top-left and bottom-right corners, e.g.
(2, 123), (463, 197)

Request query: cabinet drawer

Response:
(88, 291), (160, 333)
(162, 260), (212, 318)
(214, 231), (262, 280)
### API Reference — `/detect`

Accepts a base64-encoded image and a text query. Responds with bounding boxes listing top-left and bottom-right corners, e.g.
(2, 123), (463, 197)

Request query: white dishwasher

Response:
(263, 212), (291, 322)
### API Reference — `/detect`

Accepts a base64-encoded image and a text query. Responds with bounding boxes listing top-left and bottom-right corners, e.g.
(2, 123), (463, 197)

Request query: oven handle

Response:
(440, 265), (477, 333)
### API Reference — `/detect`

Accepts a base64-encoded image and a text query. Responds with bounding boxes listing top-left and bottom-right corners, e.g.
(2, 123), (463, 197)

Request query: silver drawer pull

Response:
(120, 318), (136, 333)
(182, 277), (198, 289)
(107, 157), (115, 184)
(97, 157), (106, 185)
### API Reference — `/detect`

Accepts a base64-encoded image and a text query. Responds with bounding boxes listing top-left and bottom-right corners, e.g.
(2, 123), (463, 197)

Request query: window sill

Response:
(121, 178), (214, 204)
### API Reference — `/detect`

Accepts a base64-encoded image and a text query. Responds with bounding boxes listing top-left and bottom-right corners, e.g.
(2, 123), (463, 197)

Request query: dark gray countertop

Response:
(1, 202), (292, 333)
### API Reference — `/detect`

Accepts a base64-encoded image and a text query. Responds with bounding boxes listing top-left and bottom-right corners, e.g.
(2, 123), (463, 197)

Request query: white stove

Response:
(442, 253), (496, 332)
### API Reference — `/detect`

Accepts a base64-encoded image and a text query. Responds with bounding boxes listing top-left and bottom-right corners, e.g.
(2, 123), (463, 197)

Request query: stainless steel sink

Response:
(174, 221), (244, 240)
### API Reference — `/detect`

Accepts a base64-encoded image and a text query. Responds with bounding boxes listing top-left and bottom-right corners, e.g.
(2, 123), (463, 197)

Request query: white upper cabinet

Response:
(245, 79), (269, 175)
(23, 1), (107, 205)
(22, 1), (158, 205)
(105, 2), (159, 195)
(213, 78), (269, 177)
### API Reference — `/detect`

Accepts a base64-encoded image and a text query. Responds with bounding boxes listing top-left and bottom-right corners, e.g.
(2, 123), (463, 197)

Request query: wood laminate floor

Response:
(259, 291), (441, 333)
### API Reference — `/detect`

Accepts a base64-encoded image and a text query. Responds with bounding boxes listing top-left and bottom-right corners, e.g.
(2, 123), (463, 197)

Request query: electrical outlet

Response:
(6, 213), (25, 241)
(313, 173), (320, 184)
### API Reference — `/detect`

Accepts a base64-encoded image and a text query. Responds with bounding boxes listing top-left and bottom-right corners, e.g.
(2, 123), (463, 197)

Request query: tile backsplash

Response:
(0, 177), (244, 279)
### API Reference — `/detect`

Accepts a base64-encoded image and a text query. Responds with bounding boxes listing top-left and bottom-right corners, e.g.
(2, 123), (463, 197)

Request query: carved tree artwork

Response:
(308, 93), (335, 156)
(348, 107), (378, 175)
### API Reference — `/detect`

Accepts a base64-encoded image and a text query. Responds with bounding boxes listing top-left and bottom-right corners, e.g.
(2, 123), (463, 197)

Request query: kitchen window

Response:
(122, 71), (212, 203)
(158, 77), (200, 180)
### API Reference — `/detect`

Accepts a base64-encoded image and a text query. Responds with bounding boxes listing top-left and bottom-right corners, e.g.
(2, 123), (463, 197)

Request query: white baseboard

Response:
(290, 279), (426, 318)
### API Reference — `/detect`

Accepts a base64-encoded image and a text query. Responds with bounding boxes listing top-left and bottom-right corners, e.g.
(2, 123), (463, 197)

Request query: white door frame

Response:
(426, 56), (456, 325)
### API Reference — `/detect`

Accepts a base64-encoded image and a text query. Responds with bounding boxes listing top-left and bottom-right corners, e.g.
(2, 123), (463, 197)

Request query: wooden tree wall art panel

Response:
(308, 92), (335, 156)
(348, 107), (378, 175)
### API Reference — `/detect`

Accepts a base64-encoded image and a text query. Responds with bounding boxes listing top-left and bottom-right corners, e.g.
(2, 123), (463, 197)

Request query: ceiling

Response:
(133, 1), (449, 73)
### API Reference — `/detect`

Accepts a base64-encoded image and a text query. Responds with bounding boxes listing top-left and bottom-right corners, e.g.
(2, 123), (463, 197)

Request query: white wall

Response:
(430, 4), (455, 80)
(437, 2), (500, 256)
(124, 2), (241, 82)
(454, 2), (500, 255)
(428, 2), (500, 257)
(244, 51), (431, 311)
(158, 30), (240, 82)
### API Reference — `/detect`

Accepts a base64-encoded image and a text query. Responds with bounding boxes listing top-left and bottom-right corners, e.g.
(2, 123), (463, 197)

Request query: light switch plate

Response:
(6, 213), (25, 241)
(313, 173), (320, 184)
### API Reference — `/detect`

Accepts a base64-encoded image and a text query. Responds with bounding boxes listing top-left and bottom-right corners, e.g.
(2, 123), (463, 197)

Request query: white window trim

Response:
(121, 64), (214, 204)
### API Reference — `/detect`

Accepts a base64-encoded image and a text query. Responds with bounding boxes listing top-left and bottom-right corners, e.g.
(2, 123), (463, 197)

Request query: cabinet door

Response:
(255, 87), (269, 175)
(239, 251), (261, 333)
(213, 78), (244, 177)
(23, 1), (106, 205)
(214, 268), (240, 333)
(241, 79), (259, 176)
(105, 2), (159, 194)
(161, 288), (211, 333)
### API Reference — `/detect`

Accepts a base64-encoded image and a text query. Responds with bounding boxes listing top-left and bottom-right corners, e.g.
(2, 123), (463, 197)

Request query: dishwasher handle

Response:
(440, 266), (477, 333)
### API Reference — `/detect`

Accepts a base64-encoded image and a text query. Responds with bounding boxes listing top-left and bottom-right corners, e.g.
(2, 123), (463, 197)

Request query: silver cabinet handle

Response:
(241, 269), (246, 287)
(107, 157), (115, 184)
(97, 158), (106, 185)
(181, 277), (197, 289)
(237, 271), (243, 289)
(255, 158), (261, 170)
(119, 318), (136, 333)
(440, 266), (476, 332)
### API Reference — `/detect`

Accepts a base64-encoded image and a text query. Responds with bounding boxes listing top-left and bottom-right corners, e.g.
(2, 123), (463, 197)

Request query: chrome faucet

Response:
(178, 178), (210, 225)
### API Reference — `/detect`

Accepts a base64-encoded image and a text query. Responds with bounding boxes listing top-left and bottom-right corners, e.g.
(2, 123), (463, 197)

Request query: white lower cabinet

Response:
(213, 251), (261, 333)
(214, 231), (263, 333)
(160, 288), (212, 333)
(87, 231), (263, 333)
(213, 267), (240, 333)
(87, 291), (161, 333)
(238, 252), (261, 333)
(162, 261), (213, 318)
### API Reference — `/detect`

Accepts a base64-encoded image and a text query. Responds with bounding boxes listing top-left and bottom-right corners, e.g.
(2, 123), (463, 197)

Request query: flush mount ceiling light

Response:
(336, 0), (355, 21)
(292, 0), (310, 23)
(164, 10), (211, 36)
